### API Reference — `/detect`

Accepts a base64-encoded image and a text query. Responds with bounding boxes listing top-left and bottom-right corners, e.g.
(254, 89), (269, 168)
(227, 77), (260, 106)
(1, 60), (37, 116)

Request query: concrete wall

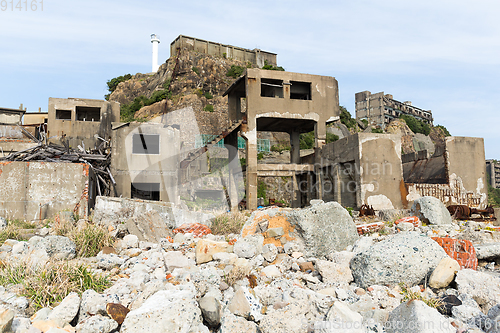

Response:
(110, 122), (180, 204)
(0, 161), (95, 221)
(170, 35), (277, 67)
(405, 136), (487, 208)
(0, 107), (25, 125)
(48, 98), (120, 149)
(320, 133), (403, 210)
(24, 112), (48, 125)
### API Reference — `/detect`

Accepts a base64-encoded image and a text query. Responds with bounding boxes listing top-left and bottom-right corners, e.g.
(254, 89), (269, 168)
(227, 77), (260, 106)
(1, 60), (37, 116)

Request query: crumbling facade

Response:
(48, 98), (120, 149)
(170, 35), (277, 68)
(224, 68), (340, 210)
(110, 122), (180, 204)
(355, 91), (433, 129)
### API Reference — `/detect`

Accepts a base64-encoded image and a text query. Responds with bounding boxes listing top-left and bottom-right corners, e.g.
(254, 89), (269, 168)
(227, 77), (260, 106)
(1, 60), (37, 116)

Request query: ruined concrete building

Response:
(486, 160), (500, 189)
(170, 35), (277, 68)
(355, 91), (433, 129)
(48, 97), (120, 149)
(224, 68), (339, 210)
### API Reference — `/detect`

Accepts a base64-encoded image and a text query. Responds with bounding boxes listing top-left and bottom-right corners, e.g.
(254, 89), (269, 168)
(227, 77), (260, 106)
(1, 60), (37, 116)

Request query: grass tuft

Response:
(0, 225), (28, 244)
(399, 283), (443, 309)
(70, 223), (114, 257)
(211, 212), (247, 235)
(0, 261), (110, 311)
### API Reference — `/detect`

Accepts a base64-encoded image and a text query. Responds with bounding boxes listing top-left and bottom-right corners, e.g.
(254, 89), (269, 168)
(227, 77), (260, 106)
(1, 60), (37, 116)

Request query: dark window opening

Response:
(131, 183), (160, 201)
(290, 81), (311, 100)
(76, 106), (101, 122)
(132, 133), (160, 154)
(56, 109), (72, 120)
(261, 78), (283, 98)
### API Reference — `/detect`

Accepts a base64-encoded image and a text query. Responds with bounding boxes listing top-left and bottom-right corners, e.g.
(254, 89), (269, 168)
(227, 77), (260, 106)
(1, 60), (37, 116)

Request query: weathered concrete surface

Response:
(110, 122), (180, 204)
(320, 133), (403, 210)
(0, 161), (94, 221)
(92, 196), (214, 231)
(47, 98), (119, 150)
(350, 232), (448, 288)
(125, 210), (174, 243)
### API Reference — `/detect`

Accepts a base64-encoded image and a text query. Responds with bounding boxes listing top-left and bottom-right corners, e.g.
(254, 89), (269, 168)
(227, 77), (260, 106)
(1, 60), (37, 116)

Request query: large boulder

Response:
(350, 232), (448, 288)
(29, 236), (76, 259)
(386, 300), (455, 333)
(455, 269), (500, 313)
(475, 243), (500, 260)
(410, 196), (452, 225)
(120, 289), (204, 333)
(241, 202), (359, 259)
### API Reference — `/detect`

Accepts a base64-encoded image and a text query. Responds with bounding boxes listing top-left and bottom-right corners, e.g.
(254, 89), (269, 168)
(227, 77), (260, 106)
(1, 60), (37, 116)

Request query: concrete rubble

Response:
(0, 199), (499, 332)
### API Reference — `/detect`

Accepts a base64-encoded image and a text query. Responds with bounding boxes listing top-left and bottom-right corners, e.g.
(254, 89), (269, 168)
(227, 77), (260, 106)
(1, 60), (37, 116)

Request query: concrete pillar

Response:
(290, 130), (300, 164)
(291, 173), (300, 208)
(244, 128), (258, 210)
(228, 95), (241, 122)
(225, 131), (239, 211)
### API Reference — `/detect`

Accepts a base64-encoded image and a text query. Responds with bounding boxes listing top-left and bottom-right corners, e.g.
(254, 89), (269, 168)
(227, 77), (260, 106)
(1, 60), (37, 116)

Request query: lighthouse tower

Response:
(151, 34), (160, 72)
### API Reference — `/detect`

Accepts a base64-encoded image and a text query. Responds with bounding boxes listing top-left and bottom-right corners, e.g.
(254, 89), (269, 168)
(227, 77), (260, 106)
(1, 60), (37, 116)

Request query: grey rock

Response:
(262, 244), (278, 262)
(78, 289), (119, 323)
(267, 227), (284, 238)
(121, 289), (202, 333)
(0, 307), (14, 332)
(475, 243), (500, 260)
(410, 196), (452, 225)
(456, 269), (500, 313)
(96, 253), (125, 270)
(0, 218), (6, 231)
(286, 201), (359, 258)
(452, 305), (482, 324)
(233, 235), (264, 259)
(413, 133), (436, 155)
(350, 231), (448, 288)
(47, 292), (80, 327)
(198, 295), (221, 327)
(386, 300), (454, 333)
(29, 236), (76, 259)
(75, 314), (118, 333)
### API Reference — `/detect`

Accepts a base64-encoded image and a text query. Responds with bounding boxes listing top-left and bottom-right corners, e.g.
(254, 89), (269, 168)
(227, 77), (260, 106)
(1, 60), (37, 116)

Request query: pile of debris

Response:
(0, 136), (115, 196)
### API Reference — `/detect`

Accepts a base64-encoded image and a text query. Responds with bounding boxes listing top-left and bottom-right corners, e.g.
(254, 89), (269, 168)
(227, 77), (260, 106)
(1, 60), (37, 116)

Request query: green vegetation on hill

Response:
(299, 131), (339, 149)
(120, 79), (172, 122)
(400, 114), (431, 135)
(488, 182), (500, 207)
(434, 124), (451, 136)
(340, 106), (356, 128)
(105, 74), (132, 100)
(226, 65), (245, 78)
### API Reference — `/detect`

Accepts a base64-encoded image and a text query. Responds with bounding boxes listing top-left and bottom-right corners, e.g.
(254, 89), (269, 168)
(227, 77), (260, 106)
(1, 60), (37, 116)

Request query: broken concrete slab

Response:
(125, 210), (173, 243)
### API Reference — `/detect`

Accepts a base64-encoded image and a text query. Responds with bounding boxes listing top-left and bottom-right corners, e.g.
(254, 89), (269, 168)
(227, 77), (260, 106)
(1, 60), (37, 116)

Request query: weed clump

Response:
(211, 212), (247, 235)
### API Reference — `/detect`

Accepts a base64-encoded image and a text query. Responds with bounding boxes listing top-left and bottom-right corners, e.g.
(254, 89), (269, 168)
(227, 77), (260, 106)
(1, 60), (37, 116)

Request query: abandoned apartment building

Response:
(355, 91), (433, 129)
(0, 35), (490, 220)
(486, 159), (500, 189)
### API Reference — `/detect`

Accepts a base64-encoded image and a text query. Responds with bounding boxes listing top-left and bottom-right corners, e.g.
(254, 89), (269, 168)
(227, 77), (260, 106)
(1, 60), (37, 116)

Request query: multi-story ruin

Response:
(355, 91), (433, 129)
(486, 160), (500, 189)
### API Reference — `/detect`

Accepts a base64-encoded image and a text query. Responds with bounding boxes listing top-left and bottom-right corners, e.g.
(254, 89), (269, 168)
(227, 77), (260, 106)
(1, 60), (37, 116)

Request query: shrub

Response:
(262, 60), (285, 71)
(192, 67), (200, 75)
(299, 131), (315, 149)
(271, 144), (290, 154)
(257, 180), (267, 200)
(340, 106), (356, 128)
(226, 65), (245, 78)
(400, 115), (431, 135)
(434, 124), (451, 136)
(372, 128), (384, 133)
(204, 92), (213, 99)
(211, 212), (247, 235)
(326, 132), (339, 143)
(0, 261), (110, 311)
(204, 105), (214, 112)
(105, 74), (132, 100)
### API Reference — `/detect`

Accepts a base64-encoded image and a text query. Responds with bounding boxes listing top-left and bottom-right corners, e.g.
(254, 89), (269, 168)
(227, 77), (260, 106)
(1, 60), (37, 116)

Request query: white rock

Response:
(29, 236), (76, 259)
(386, 300), (455, 333)
(315, 301), (364, 333)
(198, 295), (221, 327)
(47, 292), (80, 327)
(429, 257), (460, 289)
(227, 286), (262, 321)
(219, 309), (258, 333)
(122, 235), (139, 249)
(317, 251), (354, 284)
(233, 235), (264, 259)
(163, 251), (194, 271)
(262, 244), (278, 262)
(120, 289), (202, 333)
(12, 242), (28, 255)
(78, 289), (119, 323)
(0, 307), (14, 332)
(456, 269), (500, 312)
(261, 265), (281, 278)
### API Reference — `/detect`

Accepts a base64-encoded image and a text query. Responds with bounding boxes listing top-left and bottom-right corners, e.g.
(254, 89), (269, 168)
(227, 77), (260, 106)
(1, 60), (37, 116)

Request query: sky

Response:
(1, 0), (499, 158)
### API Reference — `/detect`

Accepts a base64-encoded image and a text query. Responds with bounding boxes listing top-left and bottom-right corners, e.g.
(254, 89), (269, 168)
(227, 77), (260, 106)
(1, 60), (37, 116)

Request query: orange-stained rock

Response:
(195, 239), (229, 264)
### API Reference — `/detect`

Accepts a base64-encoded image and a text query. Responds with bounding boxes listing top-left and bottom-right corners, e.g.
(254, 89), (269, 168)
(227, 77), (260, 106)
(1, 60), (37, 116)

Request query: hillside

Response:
(108, 48), (253, 136)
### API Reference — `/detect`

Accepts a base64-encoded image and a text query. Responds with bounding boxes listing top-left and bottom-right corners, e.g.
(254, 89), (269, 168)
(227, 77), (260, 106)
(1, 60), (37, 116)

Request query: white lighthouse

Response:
(151, 34), (160, 73)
